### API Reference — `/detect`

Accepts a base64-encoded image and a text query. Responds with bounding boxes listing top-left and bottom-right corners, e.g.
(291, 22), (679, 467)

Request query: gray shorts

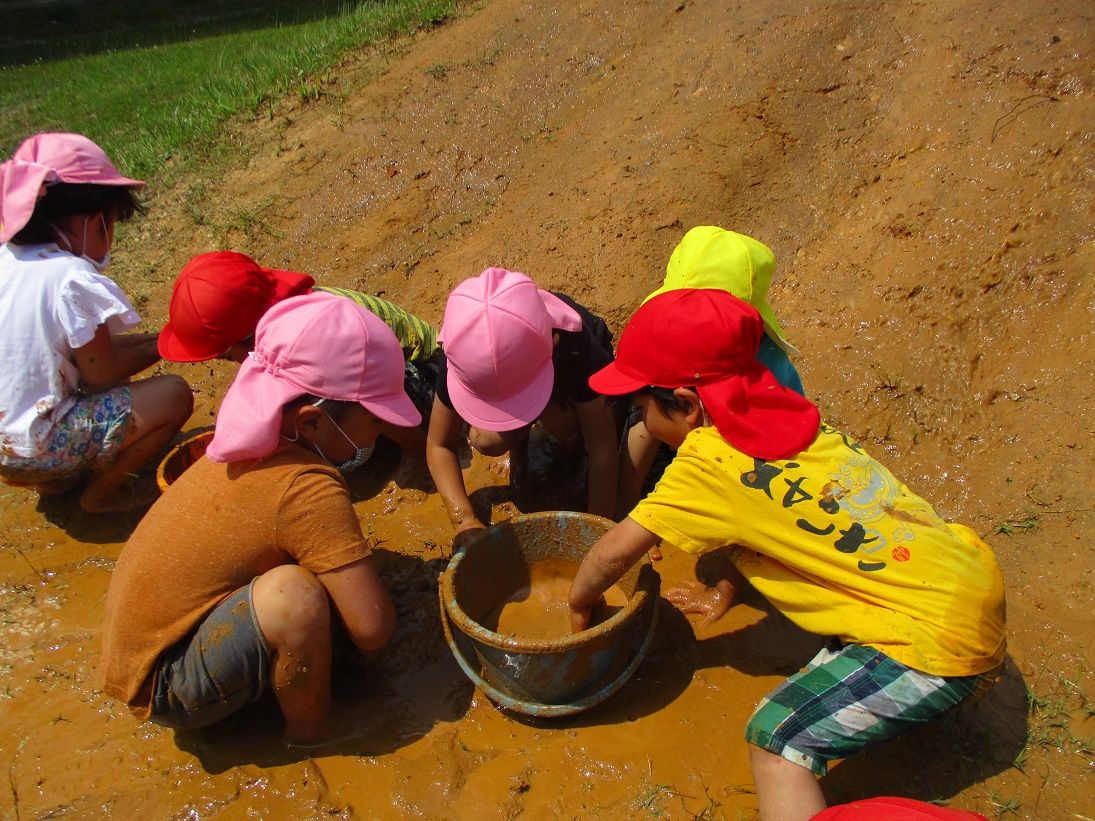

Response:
(149, 581), (272, 730)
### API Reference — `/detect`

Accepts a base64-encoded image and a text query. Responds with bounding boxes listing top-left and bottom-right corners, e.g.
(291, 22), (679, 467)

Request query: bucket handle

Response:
(439, 589), (659, 719)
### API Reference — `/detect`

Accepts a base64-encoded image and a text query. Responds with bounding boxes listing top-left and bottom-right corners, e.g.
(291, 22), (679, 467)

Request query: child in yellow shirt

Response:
(568, 288), (1006, 821)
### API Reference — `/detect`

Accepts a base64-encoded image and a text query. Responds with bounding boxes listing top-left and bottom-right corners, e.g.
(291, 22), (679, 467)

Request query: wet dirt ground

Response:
(2, 0), (1092, 818)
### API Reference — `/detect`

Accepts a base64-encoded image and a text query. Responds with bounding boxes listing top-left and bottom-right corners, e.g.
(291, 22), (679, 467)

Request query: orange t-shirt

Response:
(101, 444), (372, 718)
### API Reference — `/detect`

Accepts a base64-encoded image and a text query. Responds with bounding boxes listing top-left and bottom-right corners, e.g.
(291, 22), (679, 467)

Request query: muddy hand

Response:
(665, 579), (737, 625)
(569, 605), (592, 633)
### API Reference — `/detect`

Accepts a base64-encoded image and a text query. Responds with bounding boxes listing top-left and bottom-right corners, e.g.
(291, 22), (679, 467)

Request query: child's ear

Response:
(290, 404), (324, 441)
(673, 387), (704, 425)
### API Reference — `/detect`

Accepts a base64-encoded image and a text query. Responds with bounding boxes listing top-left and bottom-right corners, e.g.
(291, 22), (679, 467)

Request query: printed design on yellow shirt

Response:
(739, 423), (919, 574)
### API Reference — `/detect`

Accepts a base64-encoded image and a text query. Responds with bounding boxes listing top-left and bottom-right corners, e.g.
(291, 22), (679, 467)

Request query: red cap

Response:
(158, 251), (315, 362)
(589, 289), (819, 460)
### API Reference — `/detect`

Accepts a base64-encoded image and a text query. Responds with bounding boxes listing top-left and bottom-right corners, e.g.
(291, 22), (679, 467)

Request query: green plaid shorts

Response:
(745, 642), (1001, 775)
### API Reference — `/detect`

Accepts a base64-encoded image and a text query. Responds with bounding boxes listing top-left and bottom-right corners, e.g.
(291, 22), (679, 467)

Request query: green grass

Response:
(0, 0), (454, 181)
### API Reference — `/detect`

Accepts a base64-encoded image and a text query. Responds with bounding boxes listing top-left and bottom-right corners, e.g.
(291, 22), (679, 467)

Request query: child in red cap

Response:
(102, 292), (420, 746)
(426, 267), (619, 539)
(0, 133), (193, 512)
(568, 289), (1006, 821)
(618, 226), (805, 520)
(158, 250), (439, 462)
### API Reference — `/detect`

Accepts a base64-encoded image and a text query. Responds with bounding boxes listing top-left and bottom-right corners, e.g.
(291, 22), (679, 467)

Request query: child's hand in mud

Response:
(664, 578), (738, 626)
(569, 593), (607, 633)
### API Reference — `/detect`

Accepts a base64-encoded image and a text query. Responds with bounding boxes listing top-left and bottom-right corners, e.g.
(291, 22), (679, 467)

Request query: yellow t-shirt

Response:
(631, 425), (1006, 677)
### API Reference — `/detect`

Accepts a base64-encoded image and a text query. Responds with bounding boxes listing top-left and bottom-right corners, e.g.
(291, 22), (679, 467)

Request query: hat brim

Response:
(447, 360), (554, 432)
(587, 360), (649, 396)
(757, 302), (800, 357)
(360, 389), (422, 429)
(157, 321), (229, 363)
(539, 289), (583, 332)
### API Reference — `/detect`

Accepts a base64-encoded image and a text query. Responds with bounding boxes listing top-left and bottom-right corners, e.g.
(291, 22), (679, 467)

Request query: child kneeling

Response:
(101, 292), (422, 746)
(568, 289), (1006, 821)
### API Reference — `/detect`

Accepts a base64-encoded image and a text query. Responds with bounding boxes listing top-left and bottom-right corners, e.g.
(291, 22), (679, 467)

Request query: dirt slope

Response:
(1, 1), (1091, 818)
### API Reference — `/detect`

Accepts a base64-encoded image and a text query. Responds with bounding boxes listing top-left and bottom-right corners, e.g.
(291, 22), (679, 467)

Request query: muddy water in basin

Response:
(483, 557), (627, 640)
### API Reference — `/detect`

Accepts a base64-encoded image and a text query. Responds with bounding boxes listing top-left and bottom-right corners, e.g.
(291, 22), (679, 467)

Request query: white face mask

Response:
(52, 214), (111, 272)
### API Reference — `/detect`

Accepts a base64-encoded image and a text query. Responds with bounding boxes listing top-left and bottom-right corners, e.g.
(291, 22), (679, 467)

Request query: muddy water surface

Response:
(484, 557), (627, 640)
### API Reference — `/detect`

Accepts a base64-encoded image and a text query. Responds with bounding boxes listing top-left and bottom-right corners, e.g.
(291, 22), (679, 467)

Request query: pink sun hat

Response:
(438, 267), (582, 431)
(0, 133), (145, 244)
(206, 291), (421, 463)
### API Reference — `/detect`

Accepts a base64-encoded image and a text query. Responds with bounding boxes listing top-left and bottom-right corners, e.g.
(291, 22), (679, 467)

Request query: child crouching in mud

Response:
(568, 289), (1006, 821)
(101, 291), (422, 747)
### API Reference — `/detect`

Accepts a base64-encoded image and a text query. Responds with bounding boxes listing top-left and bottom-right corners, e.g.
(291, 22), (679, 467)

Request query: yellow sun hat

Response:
(643, 226), (799, 356)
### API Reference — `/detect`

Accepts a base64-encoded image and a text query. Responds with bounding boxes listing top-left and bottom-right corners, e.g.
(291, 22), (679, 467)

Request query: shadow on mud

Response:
(33, 487), (151, 544)
(822, 656), (1029, 805)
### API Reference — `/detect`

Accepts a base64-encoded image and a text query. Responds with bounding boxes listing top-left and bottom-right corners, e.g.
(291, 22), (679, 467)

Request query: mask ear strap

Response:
(50, 223), (72, 252)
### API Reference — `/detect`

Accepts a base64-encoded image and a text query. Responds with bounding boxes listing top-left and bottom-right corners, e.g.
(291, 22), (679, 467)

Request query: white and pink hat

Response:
(0, 133), (144, 244)
(206, 291), (421, 463)
(439, 267), (582, 431)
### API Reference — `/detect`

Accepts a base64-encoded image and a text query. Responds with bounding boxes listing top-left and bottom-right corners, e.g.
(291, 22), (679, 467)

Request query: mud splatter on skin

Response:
(0, 0), (1091, 817)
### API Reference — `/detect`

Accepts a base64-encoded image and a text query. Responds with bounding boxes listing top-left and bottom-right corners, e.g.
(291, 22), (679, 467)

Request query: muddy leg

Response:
(748, 745), (826, 821)
(252, 564), (333, 745)
(80, 374), (193, 513)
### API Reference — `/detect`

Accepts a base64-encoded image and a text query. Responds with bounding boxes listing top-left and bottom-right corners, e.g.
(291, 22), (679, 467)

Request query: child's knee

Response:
(253, 565), (330, 637)
(162, 374), (195, 419)
(468, 426), (521, 457)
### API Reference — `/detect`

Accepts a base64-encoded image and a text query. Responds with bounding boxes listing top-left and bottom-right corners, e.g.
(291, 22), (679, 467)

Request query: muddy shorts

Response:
(745, 641), (1000, 775)
(149, 581), (272, 731)
(0, 387), (131, 483)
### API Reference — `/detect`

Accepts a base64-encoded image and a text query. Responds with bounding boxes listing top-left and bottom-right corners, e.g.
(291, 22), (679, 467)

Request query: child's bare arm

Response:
(317, 556), (396, 653)
(616, 419), (661, 520)
(74, 324), (161, 391)
(569, 517), (660, 632)
(425, 396), (485, 536)
(575, 396), (618, 520)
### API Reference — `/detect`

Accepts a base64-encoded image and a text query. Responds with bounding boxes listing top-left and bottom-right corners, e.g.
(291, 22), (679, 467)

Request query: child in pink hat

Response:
(102, 292), (420, 746)
(158, 250), (440, 465)
(426, 268), (620, 539)
(0, 133), (192, 512)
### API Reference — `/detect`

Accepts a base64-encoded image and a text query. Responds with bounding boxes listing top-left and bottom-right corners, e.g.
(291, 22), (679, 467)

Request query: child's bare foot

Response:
(665, 578), (738, 625)
(282, 701), (381, 751)
(79, 476), (160, 514)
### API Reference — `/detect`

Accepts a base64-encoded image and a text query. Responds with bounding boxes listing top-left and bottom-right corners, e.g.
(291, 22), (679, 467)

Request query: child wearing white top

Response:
(0, 133), (192, 512)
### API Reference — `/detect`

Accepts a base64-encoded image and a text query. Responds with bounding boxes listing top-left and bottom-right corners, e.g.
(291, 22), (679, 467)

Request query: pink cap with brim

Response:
(0, 133), (144, 244)
(588, 289), (819, 460)
(206, 291), (421, 463)
(438, 267), (582, 431)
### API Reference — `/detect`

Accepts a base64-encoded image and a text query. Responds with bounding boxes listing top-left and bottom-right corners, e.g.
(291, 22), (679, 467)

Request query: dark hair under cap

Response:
(11, 182), (144, 245)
